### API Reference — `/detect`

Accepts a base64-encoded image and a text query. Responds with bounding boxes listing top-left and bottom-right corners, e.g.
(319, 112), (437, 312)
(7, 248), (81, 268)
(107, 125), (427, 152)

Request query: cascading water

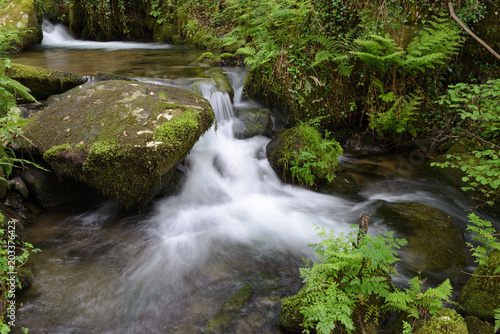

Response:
(14, 27), (500, 334)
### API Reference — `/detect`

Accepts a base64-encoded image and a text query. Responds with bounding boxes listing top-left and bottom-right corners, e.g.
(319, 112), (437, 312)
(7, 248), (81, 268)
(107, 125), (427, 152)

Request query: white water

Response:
(41, 19), (174, 50)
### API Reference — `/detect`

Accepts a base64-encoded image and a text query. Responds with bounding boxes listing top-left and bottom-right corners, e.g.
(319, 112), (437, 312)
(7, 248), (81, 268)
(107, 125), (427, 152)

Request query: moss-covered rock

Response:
(278, 287), (307, 332)
(17, 266), (34, 290)
(413, 308), (468, 334)
(190, 68), (234, 101)
(5, 63), (87, 101)
(18, 80), (214, 209)
(192, 52), (219, 67)
(0, 0), (43, 51)
(464, 316), (495, 334)
(233, 107), (273, 139)
(206, 285), (254, 334)
(40, 0), (62, 22)
(376, 202), (469, 271)
(321, 172), (361, 196)
(459, 250), (500, 321)
(93, 71), (135, 82)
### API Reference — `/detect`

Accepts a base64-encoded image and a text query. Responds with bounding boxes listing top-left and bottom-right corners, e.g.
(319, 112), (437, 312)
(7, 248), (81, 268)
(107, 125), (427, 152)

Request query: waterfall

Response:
(40, 19), (174, 50)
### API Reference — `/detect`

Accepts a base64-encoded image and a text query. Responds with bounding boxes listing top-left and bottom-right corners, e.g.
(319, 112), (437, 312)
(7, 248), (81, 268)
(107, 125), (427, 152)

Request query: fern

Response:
(404, 15), (462, 74)
(384, 275), (452, 321)
(352, 34), (404, 72)
(299, 225), (407, 333)
(312, 31), (358, 77)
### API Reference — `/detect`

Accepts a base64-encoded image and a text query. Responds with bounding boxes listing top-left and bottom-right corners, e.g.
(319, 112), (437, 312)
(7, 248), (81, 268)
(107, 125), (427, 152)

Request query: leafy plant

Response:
(432, 79), (500, 206)
(384, 275), (452, 322)
(278, 120), (343, 187)
(299, 225), (407, 333)
(466, 213), (500, 268)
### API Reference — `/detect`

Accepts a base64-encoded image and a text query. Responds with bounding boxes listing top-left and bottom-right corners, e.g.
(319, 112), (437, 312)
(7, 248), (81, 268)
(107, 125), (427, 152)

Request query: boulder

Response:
(93, 71), (135, 82)
(233, 107), (273, 139)
(376, 202), (469, 271)
(459, 250), (500, 321)
(464, 316), (495, 334)
(19, 80), (215, 209)
(0, 0), (43, 51)
(5, 63), (87, 101)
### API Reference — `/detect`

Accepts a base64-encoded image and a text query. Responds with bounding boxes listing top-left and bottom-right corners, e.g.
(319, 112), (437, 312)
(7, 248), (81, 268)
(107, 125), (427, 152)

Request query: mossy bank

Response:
(19, 80), (215, 209)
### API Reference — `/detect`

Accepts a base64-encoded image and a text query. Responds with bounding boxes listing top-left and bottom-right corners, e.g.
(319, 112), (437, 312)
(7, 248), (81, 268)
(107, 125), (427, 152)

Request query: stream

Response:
(10, 21), (500, 333)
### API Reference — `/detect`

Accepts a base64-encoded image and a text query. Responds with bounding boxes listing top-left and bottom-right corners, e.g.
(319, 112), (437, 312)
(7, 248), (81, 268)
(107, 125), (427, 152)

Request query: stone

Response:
(5, 63), (87, 101)
(413, 308), (468, 334)
(0, 0), (43, 51)
(3, 192), (23, 210)
(10, 176), (29, 199)
(376, 201), (469, 271)
(19, 80), (215, 209)
(233, 107), (273, 139)
(459, 250), (500, 321)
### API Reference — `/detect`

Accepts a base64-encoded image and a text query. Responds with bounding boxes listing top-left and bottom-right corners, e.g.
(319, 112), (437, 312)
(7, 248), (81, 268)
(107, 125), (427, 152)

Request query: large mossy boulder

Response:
(458, 250), (500, 321)
(5, 63), (87, 101)
(19, 80), (215, 209)
(376, 202), (469, 271)
(0, 0), (43, 51)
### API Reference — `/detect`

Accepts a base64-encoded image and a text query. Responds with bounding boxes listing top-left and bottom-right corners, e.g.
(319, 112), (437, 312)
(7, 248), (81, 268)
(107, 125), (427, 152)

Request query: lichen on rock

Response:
(19, 80), (215, 209)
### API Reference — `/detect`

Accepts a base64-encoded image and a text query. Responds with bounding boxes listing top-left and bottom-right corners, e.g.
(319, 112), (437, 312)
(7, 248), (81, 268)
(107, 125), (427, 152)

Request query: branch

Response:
(448, 2), (500, 61)
(461, 270), (500, 278)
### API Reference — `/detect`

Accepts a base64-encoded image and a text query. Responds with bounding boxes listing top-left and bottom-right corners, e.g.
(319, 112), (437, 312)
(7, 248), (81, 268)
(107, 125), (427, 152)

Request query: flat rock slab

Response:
(21, 80), (215, 209)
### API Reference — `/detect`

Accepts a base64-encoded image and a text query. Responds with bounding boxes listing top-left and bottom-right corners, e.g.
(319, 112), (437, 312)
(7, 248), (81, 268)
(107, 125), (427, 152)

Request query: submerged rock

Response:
(376, 202), (469, 271)
(5, 63), (87, 101)
(206, 285), (254, 334)
(459, 250), (500, 321)
(19, 80), (215, 209)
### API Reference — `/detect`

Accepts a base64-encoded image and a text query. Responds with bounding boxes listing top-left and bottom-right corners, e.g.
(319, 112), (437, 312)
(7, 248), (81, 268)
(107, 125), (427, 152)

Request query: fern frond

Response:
(0, 75), (36, 103)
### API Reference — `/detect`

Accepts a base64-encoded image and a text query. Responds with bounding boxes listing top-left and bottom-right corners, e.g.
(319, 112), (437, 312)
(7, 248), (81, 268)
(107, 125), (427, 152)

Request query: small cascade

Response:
(190, 80), (234, 121)
(40, 19), (174, 50)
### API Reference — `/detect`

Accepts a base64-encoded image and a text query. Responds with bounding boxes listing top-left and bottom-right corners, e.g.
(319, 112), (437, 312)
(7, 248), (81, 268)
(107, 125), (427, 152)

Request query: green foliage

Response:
(495, 308), (500, 332)
(466, 213), (500, 269)
(384, 275), (452, 321)
(278, 120), (343, 187)
(299, 225), (407, 333)
(0, 214), (40, 332)
(369, 94), (421, 139)
(432, 79), (500, 206)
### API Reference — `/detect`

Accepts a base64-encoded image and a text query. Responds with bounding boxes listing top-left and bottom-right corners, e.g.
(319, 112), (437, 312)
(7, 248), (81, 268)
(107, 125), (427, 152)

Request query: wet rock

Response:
(0, 0), (42, 50)
(233, 107), (273, 139)
(18, 80), (215, 209)
(93, 71), (135, 82)
(4, 192), (23, 210)
(413, 308), (467, 334)
(5, 63), (87, 101)
(464, 316), (495, 334)
(321, 172), (361, 197)
(191, 68), (235, 101)
(459, 250), (500, 321)
(206, 285), (254, 334)
(17, 267), (34, 290)
(21, 167), (90, 208)
(9, 176), (29, 199)
(376, 201), (469, 271)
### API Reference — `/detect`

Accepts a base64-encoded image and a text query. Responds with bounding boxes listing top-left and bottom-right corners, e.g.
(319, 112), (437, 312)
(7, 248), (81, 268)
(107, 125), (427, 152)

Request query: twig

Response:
(461, 270), (500, 278)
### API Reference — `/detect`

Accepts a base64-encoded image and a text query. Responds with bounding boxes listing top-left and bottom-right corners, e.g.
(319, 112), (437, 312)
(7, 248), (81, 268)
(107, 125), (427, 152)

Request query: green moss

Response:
(464, 316), (495, 334)
(221, 285), (254, 313)
(154, 111), (199, 147)
(413, 308), (467, 334)
(278, 287), (308, 332)
(43, 143), (73, 162)
(459, 250), (500, 321)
